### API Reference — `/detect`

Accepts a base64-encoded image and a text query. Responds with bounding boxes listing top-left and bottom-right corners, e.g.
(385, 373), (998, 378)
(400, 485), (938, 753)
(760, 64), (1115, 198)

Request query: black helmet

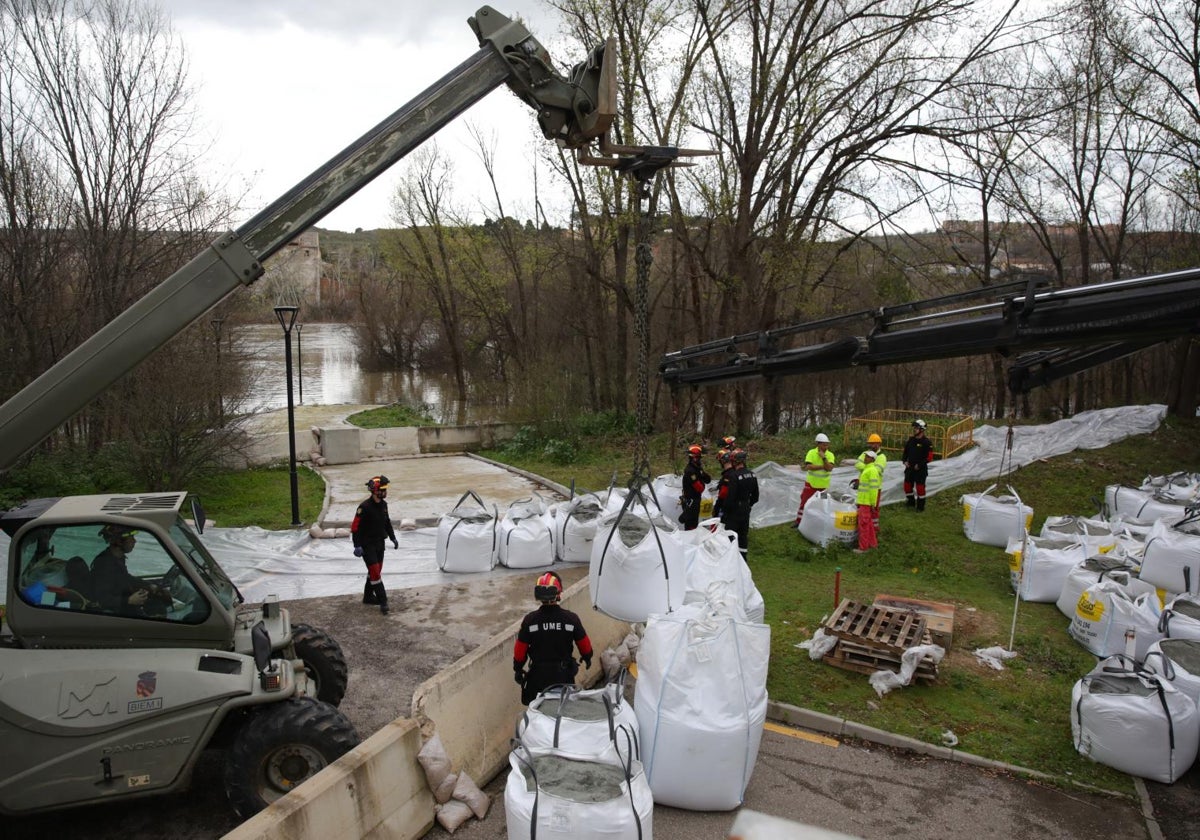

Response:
(366, 475), (390, 493)
(534, 571), (563, 604)
(99, 524), (138, 542)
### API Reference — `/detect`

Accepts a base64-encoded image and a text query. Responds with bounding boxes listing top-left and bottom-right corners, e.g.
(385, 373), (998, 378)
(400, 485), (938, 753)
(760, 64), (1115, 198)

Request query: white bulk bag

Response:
(1067, 579), (1163, 660)
(1158, 595), (1200, 642)
(1006, 534), (1087, 603)
(635, 601), (770, 811)
(504, 742), (653, 840)
(797, 491), (858, 547)
(1056, 556), (1150, 620)
(1141, 472), (1200, 505)
(516, 683), (639, 758)
(1072, 656), (1198, 783)
(1039, 515), (1118, 555)
(554, 494), (604, 564)
(651, 474), (683, 523)
(435, 490), (497, 573)
(589, 498), (686, 623)
(961, 485), (1033, 548)
(1145, 638), (1200, 710)
(498, 498), (555, 569)
(1139, 518), (1200, 596)
(1106, 484), (1191, 525)
(679, 520), (765, 624)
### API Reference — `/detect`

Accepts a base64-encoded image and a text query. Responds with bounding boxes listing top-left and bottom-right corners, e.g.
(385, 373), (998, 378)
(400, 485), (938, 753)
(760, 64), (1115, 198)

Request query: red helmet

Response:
(720, 435), (736, 449)
(687, 445), (703, 457)
(534, 572), (563, 603)
(717, 449), (731, 465)
(366, 475), (390, 493)
(731, 448), (748, 464)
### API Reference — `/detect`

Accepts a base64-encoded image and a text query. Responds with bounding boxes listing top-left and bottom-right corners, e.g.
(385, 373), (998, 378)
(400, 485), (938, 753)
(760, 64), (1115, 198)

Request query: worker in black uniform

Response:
(92, 525), (171, 617)
(513, 571), (594, 705)
(678, 444), (712, 531)
(719, 448), (759, 561)
(902, 420), (935, 511)
(351, 475), (398, 614)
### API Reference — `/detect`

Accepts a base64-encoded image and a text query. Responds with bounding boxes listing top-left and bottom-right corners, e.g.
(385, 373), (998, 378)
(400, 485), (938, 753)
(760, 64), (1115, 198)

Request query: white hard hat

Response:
(815, 433), (830, 444)
(913, 419), (927, 429)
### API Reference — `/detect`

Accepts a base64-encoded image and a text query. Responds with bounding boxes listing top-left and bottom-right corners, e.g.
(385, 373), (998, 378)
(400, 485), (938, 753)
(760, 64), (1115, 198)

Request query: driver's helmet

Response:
(99, 524), (138, 543)
(534, 571), (563, 604)
(365, 475), (390, 493)
(731, 448), (748, 464)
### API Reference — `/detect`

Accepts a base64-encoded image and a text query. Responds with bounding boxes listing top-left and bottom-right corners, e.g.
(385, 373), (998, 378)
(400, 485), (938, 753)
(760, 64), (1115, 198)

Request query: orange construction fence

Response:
(843, 409), (974, 460)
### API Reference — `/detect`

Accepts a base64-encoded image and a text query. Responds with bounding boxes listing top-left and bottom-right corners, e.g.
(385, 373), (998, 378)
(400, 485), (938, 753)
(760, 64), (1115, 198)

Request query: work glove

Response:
(850, 480), (859, 490)
(391, 538), (399, 550)
(582, 655), (592, 670)
(353, 546), (363, 557)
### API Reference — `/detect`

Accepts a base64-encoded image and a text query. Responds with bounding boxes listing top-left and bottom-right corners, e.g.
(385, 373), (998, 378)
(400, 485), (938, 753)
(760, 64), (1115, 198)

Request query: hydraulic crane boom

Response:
(0, 6), (615, 472)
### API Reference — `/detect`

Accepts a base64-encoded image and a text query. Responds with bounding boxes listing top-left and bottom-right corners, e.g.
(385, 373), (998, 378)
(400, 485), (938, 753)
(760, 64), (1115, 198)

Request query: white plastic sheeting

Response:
(1072, 655), (1199, 783)
(635, 600), (770, 811)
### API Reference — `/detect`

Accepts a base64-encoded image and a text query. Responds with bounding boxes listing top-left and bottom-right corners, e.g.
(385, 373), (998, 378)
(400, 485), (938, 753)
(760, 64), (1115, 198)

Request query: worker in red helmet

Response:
(720, 448), (759, 561)
(678, 444), (712, 531)
(513, 571), (593, 705)
(351, 475), (398, 614)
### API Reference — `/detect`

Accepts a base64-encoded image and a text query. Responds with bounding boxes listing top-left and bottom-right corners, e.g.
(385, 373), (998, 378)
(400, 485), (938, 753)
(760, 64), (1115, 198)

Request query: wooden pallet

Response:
(824, 599), (928, 656)
(824, 638), (939, 683)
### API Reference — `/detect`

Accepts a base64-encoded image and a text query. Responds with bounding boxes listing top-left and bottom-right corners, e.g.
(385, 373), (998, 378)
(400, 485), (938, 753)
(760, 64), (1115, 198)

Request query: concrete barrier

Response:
(223, 717), (433, 840)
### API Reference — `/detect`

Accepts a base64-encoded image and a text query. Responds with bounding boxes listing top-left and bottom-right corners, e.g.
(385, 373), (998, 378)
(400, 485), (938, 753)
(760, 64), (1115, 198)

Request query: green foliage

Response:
(347, 403), (437, 428)
(0, 444), (147, 509)
(187, 464), (325, 530)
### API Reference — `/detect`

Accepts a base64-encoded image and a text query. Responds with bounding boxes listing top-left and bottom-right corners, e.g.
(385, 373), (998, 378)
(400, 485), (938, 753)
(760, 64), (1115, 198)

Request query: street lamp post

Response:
(210, 317), (225, 420)
(273, 305), (302, 527)
(296, 322), (304, 405)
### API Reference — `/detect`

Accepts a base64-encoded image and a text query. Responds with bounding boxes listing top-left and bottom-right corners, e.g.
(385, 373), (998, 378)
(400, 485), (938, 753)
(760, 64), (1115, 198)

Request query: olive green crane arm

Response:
(0, 6), (615, 472)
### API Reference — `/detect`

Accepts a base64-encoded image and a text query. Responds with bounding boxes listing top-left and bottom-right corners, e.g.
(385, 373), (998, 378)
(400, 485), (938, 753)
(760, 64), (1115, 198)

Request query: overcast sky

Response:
(159, 1), (563, 232)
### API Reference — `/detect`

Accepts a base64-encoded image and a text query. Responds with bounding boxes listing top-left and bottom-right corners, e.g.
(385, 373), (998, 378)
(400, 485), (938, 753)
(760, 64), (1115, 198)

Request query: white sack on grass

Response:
(636, 600), (771, 811)
(1006, 534), (1088, 603)
(516, 684), (639, 758)
(1145, 638), (1200, 710)
(1158, 595), (1200, 641)
(797, 491), (858, 547)
(869, 643), (945, 697)
(1142, 472), (1200, 504)
(435, 799), (475, 833)
(974, 646), (1019, 670)
(1106, 484), (1192, 525)
(1072, 656), (1199, 783)
(961, 485), (1033, 548)
(1040, 515), (1118, 555)
(1067, 579), (1163, 661)
(1139, 518), (1200, 596)
(797, 627), (838, 660)
(435, 490), (497, 573)
(504, 744), (653, 840)
(680, 519), (765, 623)
(589, 505), (686, 623)
(497, 498), (554, 569)
(1056, 556), (1153, 621)
(553, 494), (604, 564)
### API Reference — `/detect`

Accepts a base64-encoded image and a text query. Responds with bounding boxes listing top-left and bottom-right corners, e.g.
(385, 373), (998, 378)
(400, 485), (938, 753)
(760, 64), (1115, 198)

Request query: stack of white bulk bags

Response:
(498, 497), (554, 569)
(1056, 555), (1154, 621)
(635, 600), (770, 811)
(590, 501), (686, 623)
(554, 494), (604, 564)
(435, 491), (497, 573)
(1005, 534), (1088, 603)
(961, 485), (1033, 548)
(1139, 517), (1200, 596)
(1145, 638), (1200, 709)
(797, 491), (857, 547)
(504, 741), (653, 840)
(1157, 595), (1200, 641)
(1141, 472), (1200, 504)
(516, 684), (639, 757)
(1106, 484), (1191, 525)
(679, 520), (765, 623)
(1072, 655), (1198, 783)
(1039, 515), (1118, 555)
(1067, 578), (1163, 660)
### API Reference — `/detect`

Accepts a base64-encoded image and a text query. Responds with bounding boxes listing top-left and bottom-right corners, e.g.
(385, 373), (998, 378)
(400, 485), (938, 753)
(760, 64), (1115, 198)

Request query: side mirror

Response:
(190, 496), (207, 534)
(251, 621), (272, 674)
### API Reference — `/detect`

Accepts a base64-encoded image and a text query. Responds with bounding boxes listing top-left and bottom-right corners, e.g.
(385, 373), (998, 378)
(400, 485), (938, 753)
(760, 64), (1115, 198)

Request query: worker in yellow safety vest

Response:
(855, 433), (887, 534)
(852, 450), (882, 553)
(795, 433), (836, 526)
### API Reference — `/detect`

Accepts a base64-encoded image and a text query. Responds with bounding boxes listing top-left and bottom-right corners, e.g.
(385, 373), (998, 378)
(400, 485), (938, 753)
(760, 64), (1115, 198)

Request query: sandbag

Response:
(635, 600), (770, 811)
(1039, 515), (1118, 555)
(1141, 472), (1200, 505)
(797, 491), (857, 547)
(436, 490), (497, 573)
(679, 519), (765, 623)
(1145, 638), (1200, 709)
(1072, 655), (1198, 783)
(498, 497), (554, 569)
(961, 484), (1032, 548)
(1139, 517), (1200, 596)
(1056, 555), (1152, 620)
(589, 494), (686, 623)
(651, 474), (684, 523)
(554, 494), (604, 564)
(1067, 579), (1163, 660)
(516, 683), (639, 758)
(1158, 595), (1200, 642)
(1106, 484), (1192, 525)
(1006, 534), (1087, 603)
(504, 743), (653, 840)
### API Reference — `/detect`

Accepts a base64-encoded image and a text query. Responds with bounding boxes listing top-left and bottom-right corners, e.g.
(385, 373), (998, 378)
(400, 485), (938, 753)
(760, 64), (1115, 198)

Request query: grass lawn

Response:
(478, 413), (1200, 795)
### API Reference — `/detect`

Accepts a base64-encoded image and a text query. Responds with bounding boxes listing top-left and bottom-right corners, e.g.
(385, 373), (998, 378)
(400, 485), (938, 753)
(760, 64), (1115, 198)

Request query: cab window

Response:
(15, 523), (210, 624)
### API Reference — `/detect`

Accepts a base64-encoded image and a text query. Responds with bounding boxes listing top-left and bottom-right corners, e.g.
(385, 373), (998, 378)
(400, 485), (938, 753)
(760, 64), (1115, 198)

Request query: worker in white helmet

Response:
(796, 432), (835, 526)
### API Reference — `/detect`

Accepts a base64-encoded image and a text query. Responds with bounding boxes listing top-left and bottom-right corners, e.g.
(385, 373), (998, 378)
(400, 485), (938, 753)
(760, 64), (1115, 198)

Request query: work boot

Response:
(362, 581), (379, 605)
(374, 582), (389, 615)
(916, 497), (926, 512)
(906, 496), (916, 508)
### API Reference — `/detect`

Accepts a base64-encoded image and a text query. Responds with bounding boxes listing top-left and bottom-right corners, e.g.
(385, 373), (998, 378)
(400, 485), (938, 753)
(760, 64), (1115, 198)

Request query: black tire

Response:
(290, 622), (349, 707)
(223, 697), (359, 818)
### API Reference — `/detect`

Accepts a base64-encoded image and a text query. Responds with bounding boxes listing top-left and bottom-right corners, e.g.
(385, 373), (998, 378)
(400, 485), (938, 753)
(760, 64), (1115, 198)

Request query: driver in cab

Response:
(92, 525), (172, 617)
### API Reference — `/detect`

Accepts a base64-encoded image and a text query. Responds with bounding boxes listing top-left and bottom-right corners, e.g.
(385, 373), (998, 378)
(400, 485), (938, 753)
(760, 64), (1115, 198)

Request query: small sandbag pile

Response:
(498, 496), (554, 569)
(1072, 655), (1198, 783)
(960, 484), (1032, 547)
(796, 491), (857, 547)
(436, 490), (497, 573)
(416, 731), (491, 833)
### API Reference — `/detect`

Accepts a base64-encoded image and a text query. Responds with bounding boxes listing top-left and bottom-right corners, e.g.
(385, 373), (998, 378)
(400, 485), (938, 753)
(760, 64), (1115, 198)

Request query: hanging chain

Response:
(632, 187), (652, 480)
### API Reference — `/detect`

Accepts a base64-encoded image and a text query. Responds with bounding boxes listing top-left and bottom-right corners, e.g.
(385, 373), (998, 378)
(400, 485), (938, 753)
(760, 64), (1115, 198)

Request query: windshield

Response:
(171, 517), (240, 610)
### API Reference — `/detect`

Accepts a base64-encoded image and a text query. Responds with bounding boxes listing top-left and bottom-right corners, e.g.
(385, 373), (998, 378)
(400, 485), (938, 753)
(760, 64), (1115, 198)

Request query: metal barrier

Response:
(843, 409), (974, 460)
